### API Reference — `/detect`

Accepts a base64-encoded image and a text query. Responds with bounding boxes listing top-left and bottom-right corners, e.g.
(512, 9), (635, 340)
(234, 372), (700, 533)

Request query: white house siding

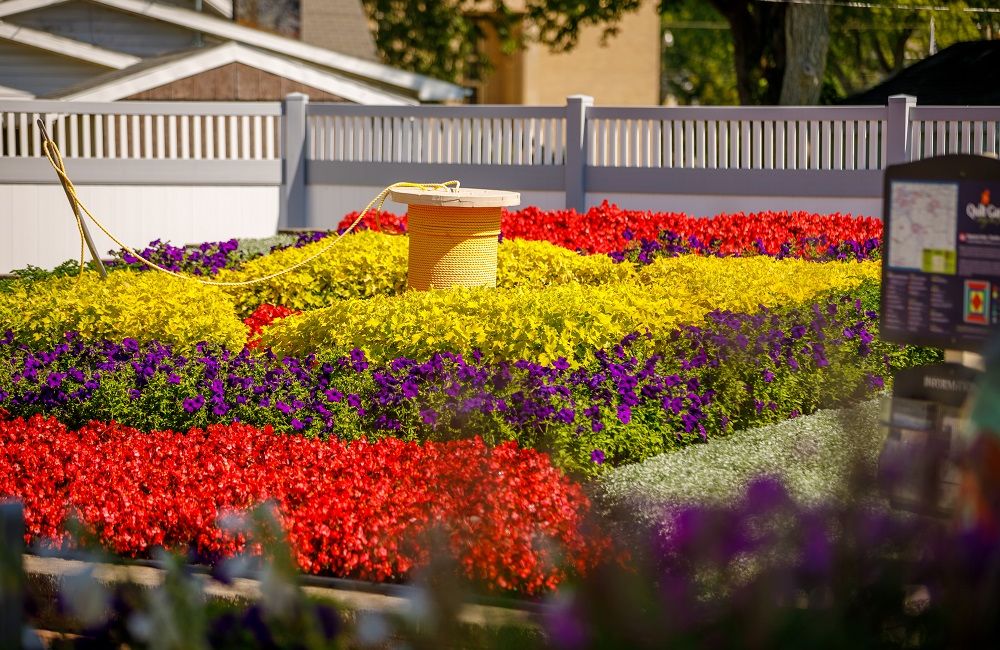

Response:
(0, 40), (107, 97)
(8, 1), (203, 57)
(0, 183), (279, 273)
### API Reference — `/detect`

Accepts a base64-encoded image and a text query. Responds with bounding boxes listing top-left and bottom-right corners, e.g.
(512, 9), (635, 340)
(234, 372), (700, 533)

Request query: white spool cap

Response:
(389, 186), (521, 208)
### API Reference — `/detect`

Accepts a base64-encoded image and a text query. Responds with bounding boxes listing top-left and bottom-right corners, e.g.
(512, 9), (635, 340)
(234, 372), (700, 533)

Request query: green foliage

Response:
(361, 0), (643, 85)
(0, 259), (81, 293)
(825, 0), (990, 101)
(661, 0), (738, 105)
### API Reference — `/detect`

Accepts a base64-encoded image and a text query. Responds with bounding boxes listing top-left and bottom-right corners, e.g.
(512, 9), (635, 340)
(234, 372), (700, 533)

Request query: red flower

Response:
(337, 202), (882, 257)
(0, 414), (606, 594)
(244, 304), (301, 349)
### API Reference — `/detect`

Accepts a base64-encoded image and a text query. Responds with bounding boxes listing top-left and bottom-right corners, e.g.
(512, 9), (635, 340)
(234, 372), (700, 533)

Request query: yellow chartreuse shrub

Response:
(497, 238), (634, 287)
(262, 283), (673, 365)
(0, 271), (246, 350)
(220, 231), (634, 314)
(636, 256), (882, 315)
(262, 257), (881, 363)
(219, 230), (409, 313)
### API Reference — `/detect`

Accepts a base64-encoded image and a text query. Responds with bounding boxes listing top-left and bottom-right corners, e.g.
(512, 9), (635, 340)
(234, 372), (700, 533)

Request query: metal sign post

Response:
(36, 119), (107, 279)
(878, 154), (1000, 515)
(1, 500), (25, 650)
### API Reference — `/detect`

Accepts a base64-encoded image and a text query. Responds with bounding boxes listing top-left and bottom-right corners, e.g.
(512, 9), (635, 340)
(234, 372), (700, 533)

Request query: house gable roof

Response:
(50, 41), (417, 104)
(844, 41), (1000, 106)
(0, 18), (140, 68)
(0, 0), (467, 102)
(84, 0), (467, 101)
(0, 81), (33, 97)
(0, 0), (232, 19)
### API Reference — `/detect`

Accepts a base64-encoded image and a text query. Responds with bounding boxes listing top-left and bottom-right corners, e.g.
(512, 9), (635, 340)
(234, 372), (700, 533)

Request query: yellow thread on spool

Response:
(390, 187), (521, 291)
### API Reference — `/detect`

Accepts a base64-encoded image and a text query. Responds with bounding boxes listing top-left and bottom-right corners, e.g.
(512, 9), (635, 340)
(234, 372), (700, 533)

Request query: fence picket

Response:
(18, 112), (27, 156)
(193, 116), (202, 160)
(734, 120), (743, 168)
(70, 114), (79, 157)
(752, 120), (762, 169)
(770, 120), (780, 169)
(684, 120), (695, 169)
(4, 113), (13, 156)
(856, 121), (867, 170)
(742, 121), (752, 169)
(94, 114), (105, 158)
(82, 114), (92, 158)
(717, 120), (727, 168)
(168, 115), (177, 159)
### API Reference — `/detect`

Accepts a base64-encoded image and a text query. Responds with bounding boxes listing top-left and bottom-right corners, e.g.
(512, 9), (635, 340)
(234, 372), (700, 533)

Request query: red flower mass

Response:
(337, 202), (883, 256)
(243, 303), (301, 349)
(0, 415), (603, 594)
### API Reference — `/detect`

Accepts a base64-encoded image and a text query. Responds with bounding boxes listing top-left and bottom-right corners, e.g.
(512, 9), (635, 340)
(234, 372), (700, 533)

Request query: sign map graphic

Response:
(888, 181), (958, 272)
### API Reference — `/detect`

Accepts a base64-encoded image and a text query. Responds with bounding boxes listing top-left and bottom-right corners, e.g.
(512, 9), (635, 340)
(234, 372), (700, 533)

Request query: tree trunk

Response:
(779, 4), (830, 105)
(712, 1), (786, 105)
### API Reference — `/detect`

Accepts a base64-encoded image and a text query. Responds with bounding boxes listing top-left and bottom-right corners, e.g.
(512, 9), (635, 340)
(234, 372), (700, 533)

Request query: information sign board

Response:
(881, 154), (1000, 351)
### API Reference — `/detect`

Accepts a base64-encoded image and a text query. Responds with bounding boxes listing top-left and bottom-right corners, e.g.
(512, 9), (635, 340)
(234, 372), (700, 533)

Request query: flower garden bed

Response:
(0, 205), (938, 597)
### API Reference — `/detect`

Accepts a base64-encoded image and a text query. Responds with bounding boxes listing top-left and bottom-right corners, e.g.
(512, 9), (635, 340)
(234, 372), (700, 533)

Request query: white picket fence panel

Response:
(0, 100), (282, 161)
(909, 106), (1000, 160)
(586, 106), (888, 171)
(305, 104), (566, 166)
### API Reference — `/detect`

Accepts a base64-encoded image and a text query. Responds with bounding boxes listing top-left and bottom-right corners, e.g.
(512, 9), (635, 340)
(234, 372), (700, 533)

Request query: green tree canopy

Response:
(361, 0), (645, 85)
(661, 0), (998, 105)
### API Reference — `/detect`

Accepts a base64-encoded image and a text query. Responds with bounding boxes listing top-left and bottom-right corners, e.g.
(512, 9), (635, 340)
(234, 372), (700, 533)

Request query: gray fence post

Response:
(564, 94), (593, 213)
(280, 92), (309, 229)
(886, 94), (916, 166)
(1, 500), (25, 650)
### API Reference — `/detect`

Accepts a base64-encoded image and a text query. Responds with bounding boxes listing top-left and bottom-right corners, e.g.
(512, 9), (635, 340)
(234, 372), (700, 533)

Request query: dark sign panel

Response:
(881, 154), (1000, 351)
(878, 362), (981, 516)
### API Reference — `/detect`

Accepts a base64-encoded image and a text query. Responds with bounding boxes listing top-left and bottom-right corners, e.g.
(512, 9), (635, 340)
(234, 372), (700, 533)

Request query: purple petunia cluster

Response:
(609, 230), (882, 266)
(108, 231), (332, 276)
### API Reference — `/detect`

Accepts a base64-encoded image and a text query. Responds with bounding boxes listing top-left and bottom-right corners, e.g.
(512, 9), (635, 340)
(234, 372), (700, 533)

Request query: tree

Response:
(661, 0), (739, 104)
(780, 3), (830, 105)
(662, 0), (997, 105)
(360, 0), (644, 85)
(824, 0), (990, 99)
(234, 0), (300, 37)
(684, 0), (790, 104)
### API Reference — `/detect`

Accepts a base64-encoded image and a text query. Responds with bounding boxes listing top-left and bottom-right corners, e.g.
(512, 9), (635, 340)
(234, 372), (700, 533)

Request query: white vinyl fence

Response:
(2, 94), (999, 272)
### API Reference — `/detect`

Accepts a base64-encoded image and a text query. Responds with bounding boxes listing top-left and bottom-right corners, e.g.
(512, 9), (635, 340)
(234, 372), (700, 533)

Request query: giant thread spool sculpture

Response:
(390, 186), (520, 290)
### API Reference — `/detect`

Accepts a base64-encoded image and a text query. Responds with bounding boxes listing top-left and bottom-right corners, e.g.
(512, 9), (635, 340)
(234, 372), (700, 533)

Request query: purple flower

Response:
(762, 370), (775, 383)
(401, 379), (419, 399)
(420, 408), (439, 426)
(616, 404), (632, 424)
(182, 395), (205, 412)
(866, 373), (885, 390)
(590, 449), (606, 464)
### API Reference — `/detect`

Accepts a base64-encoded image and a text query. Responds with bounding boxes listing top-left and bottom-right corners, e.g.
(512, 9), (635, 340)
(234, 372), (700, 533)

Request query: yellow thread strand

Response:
(41, 134), (458, 287)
